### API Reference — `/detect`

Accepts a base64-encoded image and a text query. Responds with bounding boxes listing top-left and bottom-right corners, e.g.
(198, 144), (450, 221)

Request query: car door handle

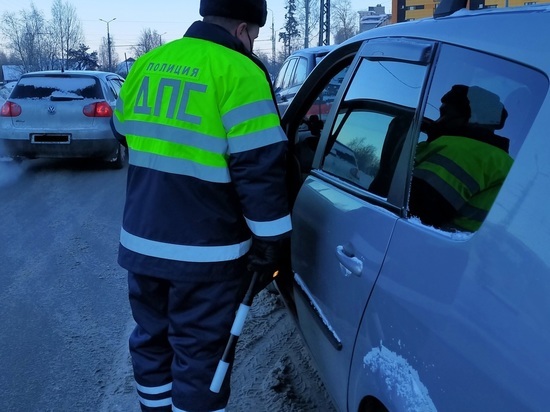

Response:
(335, 245), (363, 277)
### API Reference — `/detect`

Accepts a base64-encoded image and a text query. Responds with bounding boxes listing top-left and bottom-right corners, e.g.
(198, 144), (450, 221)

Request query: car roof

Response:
(342, 4), (550, 72)
(20, 70), (122, 80)
(289, 45), (336, 58)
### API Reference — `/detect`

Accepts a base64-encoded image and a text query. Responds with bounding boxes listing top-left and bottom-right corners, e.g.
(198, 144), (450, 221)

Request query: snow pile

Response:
(227, 290), (337, 411)
(363, 344), (437, 412)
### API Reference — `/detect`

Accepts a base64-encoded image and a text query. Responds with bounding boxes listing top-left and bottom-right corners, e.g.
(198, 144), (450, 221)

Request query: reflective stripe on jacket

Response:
(414, 135), (513, 232)
(114, 21), (291, 280)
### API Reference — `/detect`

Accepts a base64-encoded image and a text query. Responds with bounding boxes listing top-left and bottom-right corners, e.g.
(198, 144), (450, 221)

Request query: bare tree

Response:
(99, 36), (119, 72)
(132, 28), (165, 58)
(295, 0), (320, 48)
(50, 0), (84, 70)
(1, 4), (56, 72)
(331, 0), (358, 44)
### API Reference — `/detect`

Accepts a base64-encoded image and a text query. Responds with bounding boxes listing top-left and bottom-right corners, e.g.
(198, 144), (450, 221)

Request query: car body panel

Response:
(280, 4), (550, 412)
(292, 175), (398, 408)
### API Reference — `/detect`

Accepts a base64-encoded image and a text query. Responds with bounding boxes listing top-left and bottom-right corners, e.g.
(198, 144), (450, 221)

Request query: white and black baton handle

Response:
(210, 271), (259, 393)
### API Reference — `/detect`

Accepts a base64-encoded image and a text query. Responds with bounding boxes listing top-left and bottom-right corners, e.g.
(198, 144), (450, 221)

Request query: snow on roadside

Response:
(100, 289), (336, 412)
(228, 289), (337, 411)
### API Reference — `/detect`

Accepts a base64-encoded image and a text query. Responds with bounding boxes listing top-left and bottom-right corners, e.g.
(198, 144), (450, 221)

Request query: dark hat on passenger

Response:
(441, 84), (471, 120)
(200, 0), (268, 27)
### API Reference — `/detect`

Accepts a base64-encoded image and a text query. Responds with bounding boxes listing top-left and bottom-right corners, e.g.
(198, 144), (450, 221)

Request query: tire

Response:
(108, 144), (126, 169)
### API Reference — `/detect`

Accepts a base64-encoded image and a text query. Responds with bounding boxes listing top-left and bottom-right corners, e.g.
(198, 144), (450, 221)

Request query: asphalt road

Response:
(0, 157), (336, 412)
(0, 158), (136, 411)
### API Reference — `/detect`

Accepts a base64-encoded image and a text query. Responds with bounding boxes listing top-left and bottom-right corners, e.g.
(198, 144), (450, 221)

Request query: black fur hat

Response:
(200, 0), (268, 27)
(441, 84), (471, 120)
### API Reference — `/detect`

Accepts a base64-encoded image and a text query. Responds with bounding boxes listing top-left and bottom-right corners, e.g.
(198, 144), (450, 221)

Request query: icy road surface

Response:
(0, 158), (335, 412)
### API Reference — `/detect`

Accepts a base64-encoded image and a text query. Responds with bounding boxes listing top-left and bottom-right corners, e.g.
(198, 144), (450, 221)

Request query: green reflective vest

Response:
(114, 37), (284, 180)
(414, 135), (513, 231)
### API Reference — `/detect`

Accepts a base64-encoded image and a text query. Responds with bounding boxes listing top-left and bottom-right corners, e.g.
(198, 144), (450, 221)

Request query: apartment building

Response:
(391, 0), (537, 22)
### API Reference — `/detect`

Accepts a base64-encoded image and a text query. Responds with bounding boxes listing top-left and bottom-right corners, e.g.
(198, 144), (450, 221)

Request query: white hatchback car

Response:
(0, 70), (126, 168)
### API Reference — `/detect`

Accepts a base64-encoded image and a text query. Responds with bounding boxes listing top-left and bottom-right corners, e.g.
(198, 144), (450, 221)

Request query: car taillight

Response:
(1, 101), (22, 117)
(83, 101), (113, 117)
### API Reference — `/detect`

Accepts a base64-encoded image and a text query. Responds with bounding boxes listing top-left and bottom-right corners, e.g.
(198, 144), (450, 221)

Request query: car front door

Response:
(287, 39), (435, 410)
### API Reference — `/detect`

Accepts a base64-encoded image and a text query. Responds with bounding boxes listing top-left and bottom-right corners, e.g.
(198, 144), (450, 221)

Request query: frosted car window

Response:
(322, 59), (427, 196)
(11, 76), (102, 99)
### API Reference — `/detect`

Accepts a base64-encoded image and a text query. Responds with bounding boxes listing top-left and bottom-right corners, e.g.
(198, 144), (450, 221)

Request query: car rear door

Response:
(285, 39), (435, 410)
(346, 42), (550, 412)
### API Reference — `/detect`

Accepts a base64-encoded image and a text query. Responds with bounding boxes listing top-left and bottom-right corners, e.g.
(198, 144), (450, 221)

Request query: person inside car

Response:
(409, 84), (513, 232)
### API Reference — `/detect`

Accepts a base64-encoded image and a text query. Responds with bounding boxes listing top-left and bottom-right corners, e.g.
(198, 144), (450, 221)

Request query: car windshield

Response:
(10, 75), (102, 100)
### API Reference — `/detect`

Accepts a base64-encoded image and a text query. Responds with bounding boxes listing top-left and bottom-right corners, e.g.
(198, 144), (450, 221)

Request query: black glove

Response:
(247, 238), (283, 275)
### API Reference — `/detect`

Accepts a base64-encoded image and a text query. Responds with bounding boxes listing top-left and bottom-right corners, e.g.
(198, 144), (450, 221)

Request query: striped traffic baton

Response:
(210, 271), (260, 393)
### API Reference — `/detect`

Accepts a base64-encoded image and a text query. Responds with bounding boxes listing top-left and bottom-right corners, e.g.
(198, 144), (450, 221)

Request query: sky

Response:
(0, 0), (393, 60)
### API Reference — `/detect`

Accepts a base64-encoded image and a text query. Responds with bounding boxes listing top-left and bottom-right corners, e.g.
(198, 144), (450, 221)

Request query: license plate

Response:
(31, 134), (71, 144)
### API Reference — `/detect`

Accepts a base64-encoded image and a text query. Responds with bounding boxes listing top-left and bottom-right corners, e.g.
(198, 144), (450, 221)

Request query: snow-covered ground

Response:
(100, 289), (337, 412)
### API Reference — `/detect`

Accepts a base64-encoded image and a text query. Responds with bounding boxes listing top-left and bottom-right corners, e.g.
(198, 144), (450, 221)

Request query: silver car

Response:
(0, 70), (126, 168)
(278, 2), (550, 411)
(274, 45), (335, 116)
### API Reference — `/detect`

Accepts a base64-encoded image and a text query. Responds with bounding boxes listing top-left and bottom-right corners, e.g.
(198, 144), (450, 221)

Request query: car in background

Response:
(0, 70), (126, 168)
(274, 45), (334, 115)
(277, 2), (550, 411)
(0, 81), (16, 102)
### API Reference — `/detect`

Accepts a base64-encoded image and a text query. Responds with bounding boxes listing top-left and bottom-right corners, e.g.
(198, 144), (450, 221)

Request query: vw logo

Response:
(47, 106), (56, 114)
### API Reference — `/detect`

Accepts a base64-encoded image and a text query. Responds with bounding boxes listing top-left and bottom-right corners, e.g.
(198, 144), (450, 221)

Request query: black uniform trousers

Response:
(128, 271), (247, 412)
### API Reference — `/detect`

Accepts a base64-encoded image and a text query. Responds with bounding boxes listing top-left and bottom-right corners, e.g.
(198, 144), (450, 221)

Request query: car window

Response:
(280, 58), (298, 90)
(305, 67), (348, 123)
(292, 65), (350, 179)
(291, 57), (308, 87)
(409, 44), (548, 231)
(107, 77), (123, 99)
(274, 60), (290, 91)
(321, 58), (428, 195)
(10, 76), (103, 99)
(420, 44), (547, 158)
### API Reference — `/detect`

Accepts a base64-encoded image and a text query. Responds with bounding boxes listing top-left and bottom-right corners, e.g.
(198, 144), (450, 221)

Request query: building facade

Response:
(391, 0), (537, 23)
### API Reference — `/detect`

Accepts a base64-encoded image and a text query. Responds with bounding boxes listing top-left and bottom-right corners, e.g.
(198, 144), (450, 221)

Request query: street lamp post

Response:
(99, 18), (116, 70)
(267, 8), (276, 66)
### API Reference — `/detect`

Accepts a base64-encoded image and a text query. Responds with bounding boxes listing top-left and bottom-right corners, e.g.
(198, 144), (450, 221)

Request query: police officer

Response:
(112, 1), (291, 410)
(409, 84), (513, 232)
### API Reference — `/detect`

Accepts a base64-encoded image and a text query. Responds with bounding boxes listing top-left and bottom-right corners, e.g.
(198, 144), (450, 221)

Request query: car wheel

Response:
(359, 397), (389, 412)
(108, 144), (127, 169)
